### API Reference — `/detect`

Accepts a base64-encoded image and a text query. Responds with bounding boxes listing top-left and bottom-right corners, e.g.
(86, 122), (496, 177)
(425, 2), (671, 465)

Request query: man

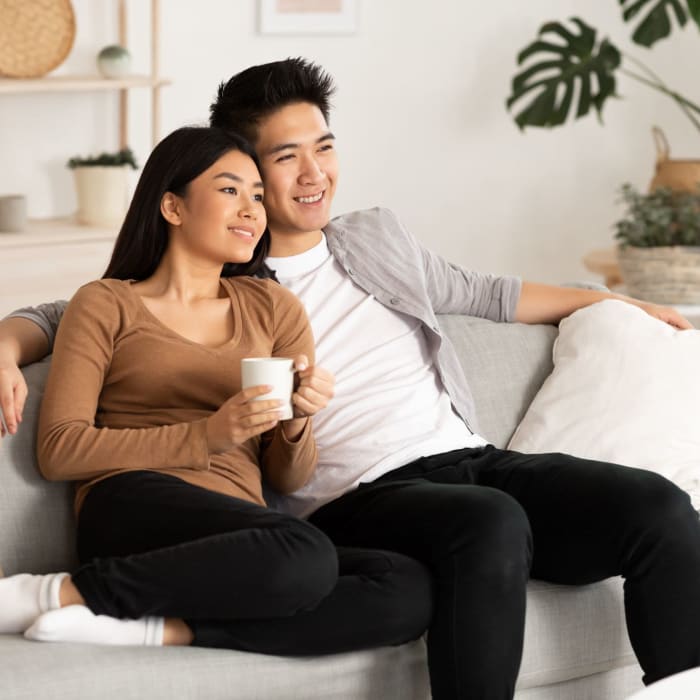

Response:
(2, 58), (699, 700)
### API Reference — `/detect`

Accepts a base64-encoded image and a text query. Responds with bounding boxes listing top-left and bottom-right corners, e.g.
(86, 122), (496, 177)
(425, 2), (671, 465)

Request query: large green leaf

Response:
(506, 19), (621, 130)
(688, 0), (700, 29)
(619, 0), (687, 47)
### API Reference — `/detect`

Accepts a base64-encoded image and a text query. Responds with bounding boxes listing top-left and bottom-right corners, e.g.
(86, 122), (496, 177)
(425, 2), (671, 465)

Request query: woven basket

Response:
(617, 245), (700, 304)
(0, 0), (76, 78)
(649, 127), (700, 193)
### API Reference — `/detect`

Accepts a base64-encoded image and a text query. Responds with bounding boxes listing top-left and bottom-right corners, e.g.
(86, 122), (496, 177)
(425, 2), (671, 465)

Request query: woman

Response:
(0, 126), (432, 652)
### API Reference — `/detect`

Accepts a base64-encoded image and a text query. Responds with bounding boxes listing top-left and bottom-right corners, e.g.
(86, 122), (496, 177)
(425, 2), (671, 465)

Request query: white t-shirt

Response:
(266, 235), (487, 518)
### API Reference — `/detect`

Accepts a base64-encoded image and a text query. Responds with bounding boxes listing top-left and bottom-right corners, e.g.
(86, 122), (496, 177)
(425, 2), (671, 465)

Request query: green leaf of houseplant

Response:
(506, 18), (621, 129)
(688, 0), (700, 29)
(619, 0), (687, 47)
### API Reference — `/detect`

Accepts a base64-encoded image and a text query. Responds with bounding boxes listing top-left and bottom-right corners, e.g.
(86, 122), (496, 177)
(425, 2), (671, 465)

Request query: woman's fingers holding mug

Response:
(292, 364), (335, 417)
(296, 366), (335, 397)
(230, 384), (274, 404)
(292, 393), (319, 417)
(292, 385), (329, 417)
(292, 354), (309, 372)
(206, 392), (283, 453)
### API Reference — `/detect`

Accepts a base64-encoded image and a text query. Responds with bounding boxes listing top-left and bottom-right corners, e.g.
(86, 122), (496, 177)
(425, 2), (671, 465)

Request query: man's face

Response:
(254, 102), (338, 238)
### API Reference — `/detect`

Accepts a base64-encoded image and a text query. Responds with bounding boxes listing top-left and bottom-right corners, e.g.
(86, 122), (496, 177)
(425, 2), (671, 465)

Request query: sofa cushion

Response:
(518, 577), (635, 689)
(508, 300), (700, 508)
(0, 636), (430, 700)
(438, 315), (558, 448)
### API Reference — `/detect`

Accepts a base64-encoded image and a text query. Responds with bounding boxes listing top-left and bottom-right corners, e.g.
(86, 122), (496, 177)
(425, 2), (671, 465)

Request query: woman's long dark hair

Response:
(103, 126), (269, 280)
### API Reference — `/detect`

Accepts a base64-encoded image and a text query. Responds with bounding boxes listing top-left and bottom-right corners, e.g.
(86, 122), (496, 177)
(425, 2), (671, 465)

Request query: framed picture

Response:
(259, 0), (358, 35)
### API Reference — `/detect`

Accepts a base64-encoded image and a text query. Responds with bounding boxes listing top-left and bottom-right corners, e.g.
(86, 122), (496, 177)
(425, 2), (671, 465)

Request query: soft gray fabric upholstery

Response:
(0, 637), (430, 700)
(438, 315), (558, 447)
(518, 578), (635, 688)
(0, 357), (77, 576)
(0, 316), (644, 699)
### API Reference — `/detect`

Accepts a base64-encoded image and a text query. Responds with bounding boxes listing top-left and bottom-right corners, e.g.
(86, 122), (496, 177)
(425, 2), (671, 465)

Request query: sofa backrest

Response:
(438, 315), (557, 447)
(0, 316), (557, 576)
(0, 357), (78, 576)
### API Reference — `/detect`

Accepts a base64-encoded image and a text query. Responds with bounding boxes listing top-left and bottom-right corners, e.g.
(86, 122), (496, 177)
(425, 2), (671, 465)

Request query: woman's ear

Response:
(161, 192), (182, 225)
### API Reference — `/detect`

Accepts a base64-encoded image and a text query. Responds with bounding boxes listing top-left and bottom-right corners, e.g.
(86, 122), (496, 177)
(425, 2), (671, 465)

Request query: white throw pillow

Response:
(508, 300), (700, 508)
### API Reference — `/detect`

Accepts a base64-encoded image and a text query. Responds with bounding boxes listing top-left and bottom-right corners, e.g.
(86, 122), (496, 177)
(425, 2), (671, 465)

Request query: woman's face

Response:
(170, 149), (267, 265)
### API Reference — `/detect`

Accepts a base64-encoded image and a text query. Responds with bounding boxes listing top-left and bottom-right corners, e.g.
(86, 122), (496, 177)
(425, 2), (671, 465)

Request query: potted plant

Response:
(615, 183), (700, 303)
(505, 1), (700, 191)
(67, 147), (138, 227)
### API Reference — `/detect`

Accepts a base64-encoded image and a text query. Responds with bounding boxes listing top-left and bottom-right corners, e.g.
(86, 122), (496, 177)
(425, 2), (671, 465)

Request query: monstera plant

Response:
(506, 1), (700, 132)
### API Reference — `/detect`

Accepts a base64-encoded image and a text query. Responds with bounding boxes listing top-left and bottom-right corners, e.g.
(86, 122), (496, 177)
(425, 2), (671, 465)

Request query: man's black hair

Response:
(210, 57), (336, 144)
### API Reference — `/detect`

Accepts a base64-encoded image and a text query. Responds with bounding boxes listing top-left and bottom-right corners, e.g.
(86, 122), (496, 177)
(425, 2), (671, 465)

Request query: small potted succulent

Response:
(67, 148), (138, 228)
(615, 183), (700, 303)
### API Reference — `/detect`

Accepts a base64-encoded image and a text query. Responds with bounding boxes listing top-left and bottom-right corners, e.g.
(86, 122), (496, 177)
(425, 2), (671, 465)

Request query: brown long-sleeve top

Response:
(37, 276), (317, 515)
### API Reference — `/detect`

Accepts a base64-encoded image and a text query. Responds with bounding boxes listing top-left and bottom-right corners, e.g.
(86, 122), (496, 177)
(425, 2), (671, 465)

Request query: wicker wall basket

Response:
(0, 0), (76, 78)
(617, 245), (700, 304)
(649, 127), (700, 193)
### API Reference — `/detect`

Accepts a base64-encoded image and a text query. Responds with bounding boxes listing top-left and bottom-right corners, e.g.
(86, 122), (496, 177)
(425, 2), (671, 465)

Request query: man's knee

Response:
(624, 470), (698, 540)
(437, 488), (532, 576)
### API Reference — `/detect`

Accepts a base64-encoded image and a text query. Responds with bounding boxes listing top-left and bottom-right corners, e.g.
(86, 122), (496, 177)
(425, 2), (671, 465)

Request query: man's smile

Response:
(294, 191), (324, 204)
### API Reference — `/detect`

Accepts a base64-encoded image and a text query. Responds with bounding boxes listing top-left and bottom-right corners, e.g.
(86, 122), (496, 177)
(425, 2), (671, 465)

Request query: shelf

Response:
(0, 218), (119, 249)
(0, 75), (171, 94)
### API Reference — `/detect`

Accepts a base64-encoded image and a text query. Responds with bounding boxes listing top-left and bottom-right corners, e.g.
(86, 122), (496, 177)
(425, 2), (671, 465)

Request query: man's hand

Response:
(0, 363), (27, 438)
(638, 302), (694, 330)
(291, 355), (335, 418)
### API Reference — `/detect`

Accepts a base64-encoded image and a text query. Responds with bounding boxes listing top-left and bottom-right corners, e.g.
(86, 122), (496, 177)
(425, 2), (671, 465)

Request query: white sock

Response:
(0, 572), (68, 634)
(24, 605), (164, 646)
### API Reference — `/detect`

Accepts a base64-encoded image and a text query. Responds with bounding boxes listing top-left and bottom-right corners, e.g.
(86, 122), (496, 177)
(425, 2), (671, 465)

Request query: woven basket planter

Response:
(617, 245), (700, 304)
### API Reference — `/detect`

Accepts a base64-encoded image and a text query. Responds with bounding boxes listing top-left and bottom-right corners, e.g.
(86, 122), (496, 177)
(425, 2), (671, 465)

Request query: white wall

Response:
(1, 0), (698, 283)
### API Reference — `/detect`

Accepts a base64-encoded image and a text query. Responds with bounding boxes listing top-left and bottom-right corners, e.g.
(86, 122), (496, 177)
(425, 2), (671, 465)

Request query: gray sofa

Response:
(0, 315), (644, 699)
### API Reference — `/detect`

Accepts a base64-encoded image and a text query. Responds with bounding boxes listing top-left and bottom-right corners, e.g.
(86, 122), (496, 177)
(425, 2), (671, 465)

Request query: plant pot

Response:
(73, 165), (130, 227)
(649, 127), (700, 193)
(617, 245), (700, 304)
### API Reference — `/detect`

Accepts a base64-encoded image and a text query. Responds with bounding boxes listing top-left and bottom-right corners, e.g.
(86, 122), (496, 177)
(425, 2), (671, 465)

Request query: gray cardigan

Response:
(8, 207), (522, 433)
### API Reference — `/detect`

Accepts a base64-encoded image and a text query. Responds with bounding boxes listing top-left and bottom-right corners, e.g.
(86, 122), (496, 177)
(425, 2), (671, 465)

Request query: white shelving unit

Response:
(0, 0), (169, 147)
(0, 74), (165, 92)
(0, 0), (170, 314)
(0, 219), (117, 317)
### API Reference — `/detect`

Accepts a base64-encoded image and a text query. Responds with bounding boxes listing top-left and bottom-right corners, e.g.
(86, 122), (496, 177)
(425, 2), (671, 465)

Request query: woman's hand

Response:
(205, 385), (284, 454)
(0, 361), (27, 439)
(291, 355), (335, 419)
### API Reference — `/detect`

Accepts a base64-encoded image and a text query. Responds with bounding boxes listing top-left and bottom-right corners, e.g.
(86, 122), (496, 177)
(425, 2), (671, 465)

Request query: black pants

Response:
(71, 471), (432, 655)
(309, 445), (700, 700)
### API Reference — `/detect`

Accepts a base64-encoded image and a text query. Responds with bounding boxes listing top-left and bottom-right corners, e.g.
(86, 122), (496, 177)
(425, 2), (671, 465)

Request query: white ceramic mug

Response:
(241, 357), (295, 420)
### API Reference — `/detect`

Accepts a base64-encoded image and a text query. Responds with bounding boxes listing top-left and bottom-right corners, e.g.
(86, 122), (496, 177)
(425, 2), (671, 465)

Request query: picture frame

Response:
(258, 0), (358, 35)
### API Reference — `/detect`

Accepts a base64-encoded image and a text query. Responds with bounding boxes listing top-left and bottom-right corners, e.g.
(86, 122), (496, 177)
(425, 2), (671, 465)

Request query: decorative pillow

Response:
(508, 300), (700, 508)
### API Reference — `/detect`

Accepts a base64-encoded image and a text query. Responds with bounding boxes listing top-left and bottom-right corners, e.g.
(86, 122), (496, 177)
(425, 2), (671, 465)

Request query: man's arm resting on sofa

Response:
(0, 317), (51, 437)
(514, 281), (693, 329)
